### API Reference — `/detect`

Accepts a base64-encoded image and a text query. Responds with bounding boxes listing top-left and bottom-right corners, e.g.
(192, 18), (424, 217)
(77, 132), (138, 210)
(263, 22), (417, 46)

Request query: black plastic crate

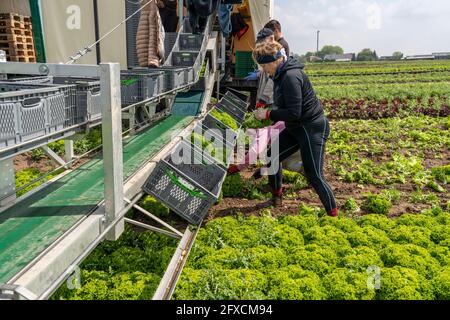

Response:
(190, 123), (234, 168)
(158, 66), (187, 90)
(165, 32), (179, 59)
(224, 91), (250, 111)
(143, 140), (226, 225)
(172, 52), (199, 67)
(216, 98), (246, 125)
(121, 70), (164, 106)
(201, 111), (238, 148)
(179, 34), (204, 51)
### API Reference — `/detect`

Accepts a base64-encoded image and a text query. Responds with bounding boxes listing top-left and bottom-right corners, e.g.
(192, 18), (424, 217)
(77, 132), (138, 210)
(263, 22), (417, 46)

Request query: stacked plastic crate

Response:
(235, 51), (257, 79)
(0, 82), (77, 150)
(143, 91), (250, 225)
(0, 13), (36, 63)
(7, 76), (102, 125)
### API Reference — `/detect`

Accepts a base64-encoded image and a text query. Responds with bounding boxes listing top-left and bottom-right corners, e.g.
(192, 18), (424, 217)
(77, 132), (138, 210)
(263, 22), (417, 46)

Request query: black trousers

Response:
(159, 8), (178, 32)
(265, 116), (337, 212)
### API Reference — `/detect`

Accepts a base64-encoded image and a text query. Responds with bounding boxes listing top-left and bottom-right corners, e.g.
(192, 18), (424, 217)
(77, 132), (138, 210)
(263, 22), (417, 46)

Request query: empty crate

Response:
(157, 66), (187, 91)
(9, 76), (102, 124)
(172, 52), (199, 67)
(121, 70), (164, 106)
(0, 82), (76, 149)
(216, 100), (246, 125)
(164, 32), (179, 59)
(52, 77), (101, 123)
(224, 91), (249, 111)
(179, 34), (204, 51)
(143, 140), (226, 225)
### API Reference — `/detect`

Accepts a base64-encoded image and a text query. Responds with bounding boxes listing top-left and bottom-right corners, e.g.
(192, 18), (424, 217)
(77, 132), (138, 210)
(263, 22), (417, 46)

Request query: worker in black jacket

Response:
(253, 41), (339, 217)
(157, 0), (179, 32)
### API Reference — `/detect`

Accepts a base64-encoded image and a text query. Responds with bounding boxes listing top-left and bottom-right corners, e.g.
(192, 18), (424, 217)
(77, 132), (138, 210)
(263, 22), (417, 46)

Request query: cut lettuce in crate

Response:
(210, 108), (239, 131)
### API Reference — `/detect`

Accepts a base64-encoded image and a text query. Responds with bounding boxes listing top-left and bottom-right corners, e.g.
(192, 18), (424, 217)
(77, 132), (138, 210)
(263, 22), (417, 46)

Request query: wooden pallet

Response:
(0, 27), (32, 37)
(0, 13), (22, 22)
(0, 41), (34, 51)
(8, 55), (36, 63)
(2, 47), (35, 57)
(0, 13), (32, 22)
(0, 42), (35, 51)
(0, 12), (22, 21)
(0, 19), (25, 29)
(0, 33), (33, 44)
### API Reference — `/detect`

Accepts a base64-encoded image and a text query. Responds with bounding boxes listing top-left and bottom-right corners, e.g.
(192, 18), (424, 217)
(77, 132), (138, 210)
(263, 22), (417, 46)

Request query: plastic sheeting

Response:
(38, 0), (272, 66)
(40, 0), (127, 66)
(0, 0), (31, 16)
(41, 0), (97, 64)
(248, 0), (274, 38)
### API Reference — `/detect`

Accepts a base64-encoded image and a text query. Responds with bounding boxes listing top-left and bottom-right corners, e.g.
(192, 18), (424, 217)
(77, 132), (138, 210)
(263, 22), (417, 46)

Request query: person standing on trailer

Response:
(252, 41), (339, 217)
(264, 19), (290, 57)
(157, 0), (179, 32)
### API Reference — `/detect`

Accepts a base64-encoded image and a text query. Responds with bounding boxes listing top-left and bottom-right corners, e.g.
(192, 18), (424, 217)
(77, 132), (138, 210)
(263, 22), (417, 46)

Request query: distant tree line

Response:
(292, 45), (404, 63)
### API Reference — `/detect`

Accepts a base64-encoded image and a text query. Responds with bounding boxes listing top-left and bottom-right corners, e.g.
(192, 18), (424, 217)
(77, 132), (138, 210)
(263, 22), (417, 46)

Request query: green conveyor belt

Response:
(0, 115), (194, 284)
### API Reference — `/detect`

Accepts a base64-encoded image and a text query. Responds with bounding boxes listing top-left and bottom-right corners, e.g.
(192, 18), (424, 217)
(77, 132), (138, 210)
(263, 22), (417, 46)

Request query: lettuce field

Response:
(52, 60), (449, 300)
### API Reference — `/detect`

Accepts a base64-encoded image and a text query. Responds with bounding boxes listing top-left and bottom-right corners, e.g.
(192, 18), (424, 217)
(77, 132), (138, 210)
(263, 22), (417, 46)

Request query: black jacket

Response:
(269, 57), (324, 127)
(277, 37), (290, 57)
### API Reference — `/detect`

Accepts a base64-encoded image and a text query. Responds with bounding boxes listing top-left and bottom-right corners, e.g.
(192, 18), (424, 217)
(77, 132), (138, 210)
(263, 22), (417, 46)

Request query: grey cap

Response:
(256, 28), (274, 43)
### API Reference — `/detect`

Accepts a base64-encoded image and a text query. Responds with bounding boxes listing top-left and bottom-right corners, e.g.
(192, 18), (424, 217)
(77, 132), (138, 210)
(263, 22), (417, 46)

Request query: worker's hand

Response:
(254, 108), (271, 121)
(256, 101), (266, 109)
(244, 71), (259, 81)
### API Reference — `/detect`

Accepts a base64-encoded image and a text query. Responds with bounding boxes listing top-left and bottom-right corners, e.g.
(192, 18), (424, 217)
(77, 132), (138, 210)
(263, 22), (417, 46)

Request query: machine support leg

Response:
(64, 140), (74, 169)
(101, 63), (124, 241)
(0, 157), (16, 208)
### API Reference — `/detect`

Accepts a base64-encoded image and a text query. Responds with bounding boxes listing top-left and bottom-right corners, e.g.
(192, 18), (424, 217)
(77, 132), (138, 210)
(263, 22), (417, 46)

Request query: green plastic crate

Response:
(235, 51), (257, 78)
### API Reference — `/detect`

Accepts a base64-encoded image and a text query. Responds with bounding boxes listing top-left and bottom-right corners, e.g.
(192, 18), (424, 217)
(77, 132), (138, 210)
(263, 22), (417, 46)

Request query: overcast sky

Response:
(274, 0), (450, 56)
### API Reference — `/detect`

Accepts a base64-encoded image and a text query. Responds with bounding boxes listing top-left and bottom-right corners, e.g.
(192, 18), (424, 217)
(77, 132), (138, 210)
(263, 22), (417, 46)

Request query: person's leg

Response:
(167, 10), (179, 32)
(297, 117), (337, 215)
(265, 129), (300, 196)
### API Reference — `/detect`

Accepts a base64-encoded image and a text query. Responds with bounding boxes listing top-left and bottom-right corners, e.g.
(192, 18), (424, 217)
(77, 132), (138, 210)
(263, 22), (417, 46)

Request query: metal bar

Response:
(41, 145), (66, 167)
(5, 208), (94, 285)
(0, 158), (16, 207)
(0, 284), (37, 300)
(0, 169), (73, 215)
(121, 82), (196, 112)
(0, 141), (103, 204)
(153, 227), (200, 300)
(129, 106), (136, 135)
(124, 218), (181, 240)
(28, 0), (46, 63)
(178, 0), (184, 31)
(124, 198), (184, 238)
(0, 62), (101, 78)
(0, 125), (81, 159)
(64, 140), (74, 169)
(101, 63), (125, 241)
(93, 0), (101, 64)
(36, 193), (141, 300)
